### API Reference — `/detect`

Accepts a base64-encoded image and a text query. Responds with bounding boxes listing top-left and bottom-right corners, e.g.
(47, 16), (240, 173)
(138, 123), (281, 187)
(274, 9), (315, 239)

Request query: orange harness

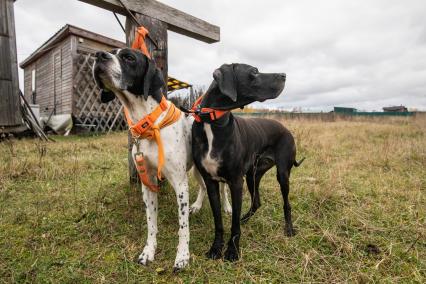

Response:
(189, 95), (229, 122)
(125, 97), (181, 192)
(126, 26), (182, 192)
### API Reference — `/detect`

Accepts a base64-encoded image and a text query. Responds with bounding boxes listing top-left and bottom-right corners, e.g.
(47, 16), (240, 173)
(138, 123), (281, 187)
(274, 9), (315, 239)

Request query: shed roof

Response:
(20, 24), (126, 68)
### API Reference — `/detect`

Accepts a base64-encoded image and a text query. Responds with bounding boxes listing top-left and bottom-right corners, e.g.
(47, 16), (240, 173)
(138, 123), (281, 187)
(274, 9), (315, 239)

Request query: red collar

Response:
(189, 95), (229, 122)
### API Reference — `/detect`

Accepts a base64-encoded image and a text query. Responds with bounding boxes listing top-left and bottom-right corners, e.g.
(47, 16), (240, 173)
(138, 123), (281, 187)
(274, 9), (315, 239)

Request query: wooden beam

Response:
(77, 0), (220, 43)
(0, 0), (22, 127)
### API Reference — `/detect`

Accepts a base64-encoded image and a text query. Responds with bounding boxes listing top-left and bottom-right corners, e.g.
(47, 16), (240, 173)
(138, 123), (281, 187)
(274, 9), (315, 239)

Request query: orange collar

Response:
(190, 95), (229, 123)
(124, 96), (181, 192)
(124, 96), (169, 138)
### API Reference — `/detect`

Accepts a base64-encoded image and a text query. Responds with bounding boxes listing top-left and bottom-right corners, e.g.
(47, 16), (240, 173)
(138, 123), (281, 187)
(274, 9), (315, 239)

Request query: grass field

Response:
(1, 116), (425, 283)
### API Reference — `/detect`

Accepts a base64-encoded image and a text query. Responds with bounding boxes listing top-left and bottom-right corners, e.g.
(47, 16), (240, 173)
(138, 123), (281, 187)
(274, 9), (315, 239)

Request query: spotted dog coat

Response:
(92, 48), (231, 271)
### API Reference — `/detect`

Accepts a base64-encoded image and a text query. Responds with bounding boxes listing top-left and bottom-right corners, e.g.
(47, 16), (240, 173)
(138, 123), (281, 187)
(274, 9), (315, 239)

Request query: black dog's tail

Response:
(293, 157), (306, 167)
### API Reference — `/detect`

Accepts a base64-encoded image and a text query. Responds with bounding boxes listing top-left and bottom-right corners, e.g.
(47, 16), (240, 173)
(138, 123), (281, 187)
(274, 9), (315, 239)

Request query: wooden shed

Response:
(20, 24), (128, 132)
(20, 24), (193, 133)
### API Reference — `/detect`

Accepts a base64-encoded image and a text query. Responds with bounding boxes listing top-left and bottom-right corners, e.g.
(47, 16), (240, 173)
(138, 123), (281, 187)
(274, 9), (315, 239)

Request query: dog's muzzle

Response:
(95, 51), (112, 63)
(93, 51), (119, 90)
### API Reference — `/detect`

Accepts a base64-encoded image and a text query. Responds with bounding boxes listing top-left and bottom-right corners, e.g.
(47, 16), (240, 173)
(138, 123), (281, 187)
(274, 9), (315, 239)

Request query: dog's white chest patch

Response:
(201, 123), (221, 178)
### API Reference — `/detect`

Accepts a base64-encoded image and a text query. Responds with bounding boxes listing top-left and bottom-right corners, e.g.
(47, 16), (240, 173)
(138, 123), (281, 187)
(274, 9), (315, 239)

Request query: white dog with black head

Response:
(92, 48), (231, 271)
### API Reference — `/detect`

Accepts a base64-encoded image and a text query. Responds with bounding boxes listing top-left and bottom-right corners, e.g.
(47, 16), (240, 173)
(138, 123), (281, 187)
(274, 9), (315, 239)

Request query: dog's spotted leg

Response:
(137, 184), (158, 265)
(190, 167), (206, 214)
(169, 174), (190, 271)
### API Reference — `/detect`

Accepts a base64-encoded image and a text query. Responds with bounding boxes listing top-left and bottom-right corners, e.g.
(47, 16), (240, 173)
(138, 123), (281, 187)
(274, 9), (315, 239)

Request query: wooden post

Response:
(0, 0), (22, 128)
(125, 14), (168, 87)
(125, 14), (168, 187)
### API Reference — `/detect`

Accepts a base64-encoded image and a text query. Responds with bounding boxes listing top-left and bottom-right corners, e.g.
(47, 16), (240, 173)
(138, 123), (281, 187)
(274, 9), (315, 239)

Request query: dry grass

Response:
(0, 116), (425, 283)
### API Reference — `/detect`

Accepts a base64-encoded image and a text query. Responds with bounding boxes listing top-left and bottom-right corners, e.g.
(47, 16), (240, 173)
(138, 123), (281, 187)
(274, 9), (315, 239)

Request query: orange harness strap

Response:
(190, 95), (229, 122)
(134, 153), (159, 192)
(131, 26), (151, 59)
(125, 97), (181, 192)
(126, 26), (181, 192)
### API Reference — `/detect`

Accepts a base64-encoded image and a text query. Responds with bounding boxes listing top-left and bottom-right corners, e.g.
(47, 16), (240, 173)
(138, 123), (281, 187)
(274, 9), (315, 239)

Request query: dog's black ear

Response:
(143, 58), (165, 100)
(213, 64), (237, 102)
(100, 89), (116, 103)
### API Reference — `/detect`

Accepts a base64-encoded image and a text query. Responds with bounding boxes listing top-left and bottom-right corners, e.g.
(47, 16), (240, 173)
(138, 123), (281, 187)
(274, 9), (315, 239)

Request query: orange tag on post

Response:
(131, 26), (151, 58)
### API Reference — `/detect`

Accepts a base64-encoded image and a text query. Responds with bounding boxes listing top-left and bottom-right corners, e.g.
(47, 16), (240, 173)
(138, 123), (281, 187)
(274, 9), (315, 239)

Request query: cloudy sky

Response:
(14, 0), (426, 111)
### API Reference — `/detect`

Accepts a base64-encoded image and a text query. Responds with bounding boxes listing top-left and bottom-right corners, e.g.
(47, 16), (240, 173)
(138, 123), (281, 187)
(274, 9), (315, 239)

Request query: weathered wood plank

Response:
(0, 0), (7, 35)
(0, 37), (12, 80)
(53, 51), (62, 114)
(0, 0), (22, 126)
(8, 0), (20, 119)
(60, 37), (73, 114)
(78, 0), (220, 43)
(0, 81), (13, 123)
(23, 67), (32, 102)
(71, 36), (78, 115)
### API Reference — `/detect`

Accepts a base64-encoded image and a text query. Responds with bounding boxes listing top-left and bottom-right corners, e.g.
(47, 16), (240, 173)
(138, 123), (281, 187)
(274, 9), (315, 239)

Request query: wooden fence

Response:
(73, 51), (127, 132)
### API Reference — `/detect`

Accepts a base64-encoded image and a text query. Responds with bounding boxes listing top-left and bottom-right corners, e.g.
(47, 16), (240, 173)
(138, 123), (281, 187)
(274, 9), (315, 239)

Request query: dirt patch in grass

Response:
(1, 117), (425, 283)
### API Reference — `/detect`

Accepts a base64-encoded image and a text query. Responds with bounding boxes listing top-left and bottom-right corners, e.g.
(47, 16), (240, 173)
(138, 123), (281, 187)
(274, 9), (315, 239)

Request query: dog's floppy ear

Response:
(100, 89), (116, 103)
(213, 64), (237, 102)
(143, 58), (165, 100)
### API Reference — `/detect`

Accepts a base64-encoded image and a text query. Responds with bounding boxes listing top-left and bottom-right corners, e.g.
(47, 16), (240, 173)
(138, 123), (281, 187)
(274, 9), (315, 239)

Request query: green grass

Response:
(1, 117), (425, 283)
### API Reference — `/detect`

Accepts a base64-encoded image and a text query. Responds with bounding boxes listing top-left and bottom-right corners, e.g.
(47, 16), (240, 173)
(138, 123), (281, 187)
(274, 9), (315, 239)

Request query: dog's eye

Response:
(122, 54), (135, 62)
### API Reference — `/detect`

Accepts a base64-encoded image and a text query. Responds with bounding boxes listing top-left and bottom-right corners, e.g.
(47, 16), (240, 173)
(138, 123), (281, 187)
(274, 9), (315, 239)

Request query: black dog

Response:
(191, 63), (304, 261)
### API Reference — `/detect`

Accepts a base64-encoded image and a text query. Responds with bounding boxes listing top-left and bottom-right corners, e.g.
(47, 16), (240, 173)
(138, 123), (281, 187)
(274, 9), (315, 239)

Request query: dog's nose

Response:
(95, 51), (112, 62)
(278, 73), (286, 79)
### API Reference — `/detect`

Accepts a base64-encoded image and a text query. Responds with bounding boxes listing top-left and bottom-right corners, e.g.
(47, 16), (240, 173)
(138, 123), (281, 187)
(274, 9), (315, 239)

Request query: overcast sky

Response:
(14, 0), (426, 111)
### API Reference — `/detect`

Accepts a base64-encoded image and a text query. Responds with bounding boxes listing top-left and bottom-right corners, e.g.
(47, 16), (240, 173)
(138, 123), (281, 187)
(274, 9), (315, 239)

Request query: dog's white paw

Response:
(137, 245), (155, 265)
(190, 203), (202, 214)
(173, 250), (190, 272)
